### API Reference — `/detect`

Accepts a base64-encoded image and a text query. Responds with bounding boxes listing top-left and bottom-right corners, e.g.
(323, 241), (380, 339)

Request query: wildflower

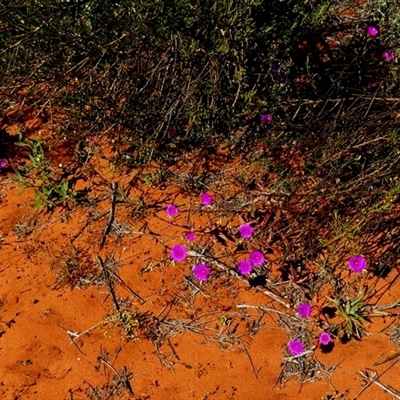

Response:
(237, 260), (253, 275)
(271, 65), (279, 74)
(287, 339), (304, 356)
(238, 223), (253, 239)
(200, 192), (213, 206)
(166, 204), (178, 218)
(260, 114), (273, 125)
(366, 25), (378, 37)
(382, 50), (395, 62)
(297, 303), (312, 318)
(249, 250), (264, 266)
(185, 231), (197, 241)
(86, 135), (95, 143)
(348, 255), (367, 273)
(193, 263), (210, 281)
(171, 245), (187, 262)
(0, 160), (8, 169)
(319, 332), (332, 346)
(167, 127), (177, 137)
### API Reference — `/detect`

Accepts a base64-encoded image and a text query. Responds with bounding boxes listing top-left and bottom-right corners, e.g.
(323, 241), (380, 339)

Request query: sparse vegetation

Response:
(1, 0), (400, 398)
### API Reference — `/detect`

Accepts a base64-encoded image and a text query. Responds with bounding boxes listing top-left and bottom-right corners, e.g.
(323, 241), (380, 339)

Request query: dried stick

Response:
(358, 370), (400, 400)
(98, 256), (121, 314)
(237, 304), (291, 317)
(374, 351), (400, 366)
(98, 356), (134, 395)
(107, 267), (145, 304)
(354, 353), (400, 400)
(100, 182), (118, 249)
(242, 344), (259, 379)
(58, 322), (106, 355)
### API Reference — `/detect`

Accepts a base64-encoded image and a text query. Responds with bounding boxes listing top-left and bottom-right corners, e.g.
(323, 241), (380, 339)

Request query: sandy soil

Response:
(1, 106), (400, 400)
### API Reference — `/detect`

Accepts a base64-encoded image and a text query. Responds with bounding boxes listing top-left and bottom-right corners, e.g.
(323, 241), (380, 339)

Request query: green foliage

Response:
(15, 137), (48, 172)
(116, 310), (140, 341)
(13, 137), (77, 209)
(32, 179), (77, 210)
(328, 292), (370, 339)
(105, 309), (141, 341)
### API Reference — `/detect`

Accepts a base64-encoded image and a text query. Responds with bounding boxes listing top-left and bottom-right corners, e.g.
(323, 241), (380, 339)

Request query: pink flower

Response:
(167, 127), (177, 137)
(260, 113), (273, 125)
(86, 135), (95, 143)
(166, 204), (178, 218)
(193, 263), (210, 281)
(297, 303), (312, 318)
(319, 332), (332, 346)
(238, 223), (253, 239)
(382, 50), (395, 62)
(0, 160), (8, 169)
(348, 255), (367, 273)
(287, 339), (304, 356)
(238, 260), (253, 275)
(249, 250), (264, 266)
(171, 245), (187, 262)
(200, 192), (213, 206)
(366, 25), (378, 37)
(185, 231), (197, 241)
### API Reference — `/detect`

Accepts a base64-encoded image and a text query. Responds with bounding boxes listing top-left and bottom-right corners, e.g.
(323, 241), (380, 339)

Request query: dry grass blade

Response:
(353, 353), (400, 400)
(98, 357), (134, 396)
(107, 267), (145, 304)
(97, 256), (121, 314)
(99, 182), (118, 249)
(358, 370), (400, 400)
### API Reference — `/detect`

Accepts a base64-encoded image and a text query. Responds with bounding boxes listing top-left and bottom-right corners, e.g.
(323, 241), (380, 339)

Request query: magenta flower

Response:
(171, 245), (187, 262)
(271, 65), (279, 74)
(348, 255), (367, 273)
(238, 260), (253, 275)
(86, 135), (95, 143)
(193, 263), (210, 281)
(185, 231), (197, 241)
(238, 223), (253, 239)
(287, 339), (304, 356)
(0, 160), (8, 169)
(260, 113), (273, 125)
(249, 250), (264, 266)
(366, 25), (378, 37)
(297, 303), (312, 318)
(166, 204), (178, 218)
(382, 50), (395, 62)
(319, 332), (332, 346)
(200, 192), (213, 206)
(167, 127), (177, 137)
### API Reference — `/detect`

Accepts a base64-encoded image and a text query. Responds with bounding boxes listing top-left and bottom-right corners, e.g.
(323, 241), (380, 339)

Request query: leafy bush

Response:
(1, 0), (333, 159)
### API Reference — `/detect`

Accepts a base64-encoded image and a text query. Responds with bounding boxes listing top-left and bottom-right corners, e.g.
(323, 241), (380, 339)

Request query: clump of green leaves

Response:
(328, 292), (370, 340)
(105, 308), (144, 341)
(14, 137), (76, 210)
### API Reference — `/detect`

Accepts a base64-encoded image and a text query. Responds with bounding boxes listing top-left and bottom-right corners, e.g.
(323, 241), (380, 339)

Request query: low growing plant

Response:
(328, 291), (370, 340)
(14, 137), (77, 209)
